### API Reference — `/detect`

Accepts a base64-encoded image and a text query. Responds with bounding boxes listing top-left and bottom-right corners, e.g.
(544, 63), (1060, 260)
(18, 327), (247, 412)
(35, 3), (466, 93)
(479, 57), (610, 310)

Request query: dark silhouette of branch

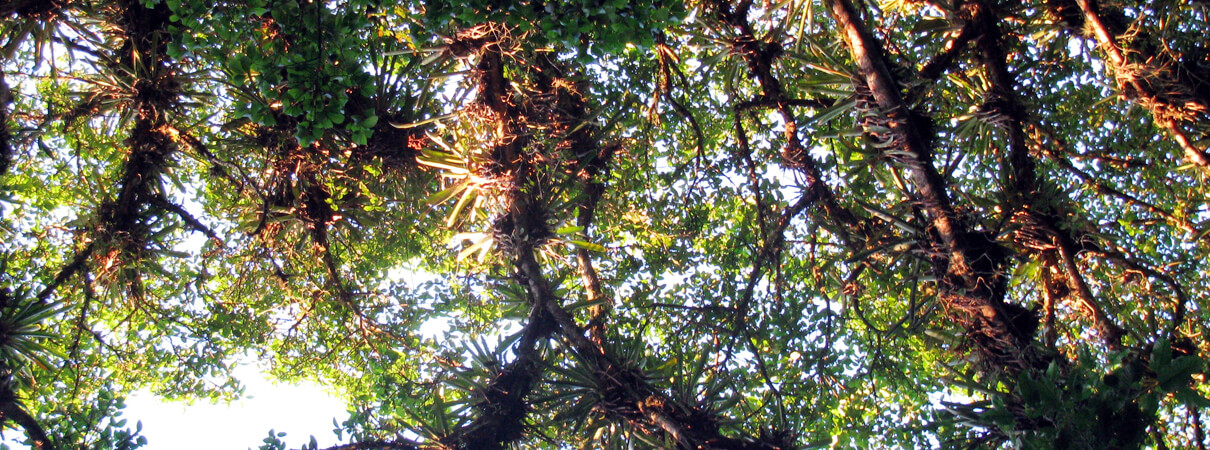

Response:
(36, 242), (95, 302)
(917, 20), (977, 82)
(0, 397), (56, 450)
(1053, 233), (1125, 347)
(436, 36), (560, 450)
(734, 96), (834, 111)
(1, 72), (11, 177)
(1031, 124), (1201, 237)
(0, 0), (66, 19)
(713, 0), (860, 245)
(653, 38), (708, 169)
(312, 440), (419, 450)
(458, 41), (789, 446)
(152, 195), (222, 243)
(955, 0), (1125, 350)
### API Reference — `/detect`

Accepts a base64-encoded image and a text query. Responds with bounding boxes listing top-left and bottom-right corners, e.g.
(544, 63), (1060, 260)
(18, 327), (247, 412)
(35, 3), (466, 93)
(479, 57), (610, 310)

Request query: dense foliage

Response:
(3, 0), (1210, 448)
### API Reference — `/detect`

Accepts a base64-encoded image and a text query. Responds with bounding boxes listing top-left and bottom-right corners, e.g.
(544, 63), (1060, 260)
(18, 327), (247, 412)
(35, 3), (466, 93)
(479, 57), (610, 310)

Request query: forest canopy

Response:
(3, 0), (1210, 448)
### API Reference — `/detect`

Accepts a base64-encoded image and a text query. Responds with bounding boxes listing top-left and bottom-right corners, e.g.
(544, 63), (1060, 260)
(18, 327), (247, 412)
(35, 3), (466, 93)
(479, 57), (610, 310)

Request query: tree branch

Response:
(1052, 234), (1125, 349)
(1031, 124), (1201, 237)
(734, 96), (834, 111)
(1089, 247), (1191, 337)
(0, 398), (56, 450)
(653, 40), (708, 169)
(824, 0), (1036, 369)
(918, 20), (977, 82)
(312, 440), (419, 450)
(1071, 0), (1210, 166)
(713, 0), (860, 245)
(152, 195), (222, 243)
(36, 242), (96, 302)
(1, 72), (12, 177)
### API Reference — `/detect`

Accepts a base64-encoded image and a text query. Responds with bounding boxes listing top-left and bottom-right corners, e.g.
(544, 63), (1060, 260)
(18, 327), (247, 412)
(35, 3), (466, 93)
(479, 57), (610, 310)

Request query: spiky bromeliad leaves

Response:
(0, 286), (65, 450)
(3, 0), (1210, 448)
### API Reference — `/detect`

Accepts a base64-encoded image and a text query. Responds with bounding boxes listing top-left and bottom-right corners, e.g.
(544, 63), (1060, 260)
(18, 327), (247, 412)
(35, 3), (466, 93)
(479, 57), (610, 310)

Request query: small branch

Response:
(1193, 407), (1208, 450)
(153, 195), (222, 243)
(642, 303), (740, 314)
(734, 193), (813, 331)
(178, 130), (254, 196)
(715, 0), (861, 245)
(1, 71), (12, 177)
(532, 250), (774, 448)
(1031, 124), (1201, 238)
(1089, 247), (1190, 337)
(1040, 260), (1059, 349)
(743, 330), (788, 426)
(1160, 121), (1209, 167)
(732, 113), (771, 243)
(654, 41), (708, 168)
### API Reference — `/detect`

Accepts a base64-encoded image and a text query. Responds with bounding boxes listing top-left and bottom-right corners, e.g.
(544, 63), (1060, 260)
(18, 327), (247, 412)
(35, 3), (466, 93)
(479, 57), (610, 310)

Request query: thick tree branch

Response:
(463, 40), (786, 447)
(431, 37), (554, 450)
(1070, 0), (1210, 166)
(958, 0), (1127, 351)
(439, 302), (552, 449)
(1029, 121), (1193, 336)
(1053, 234), (1125, 349)
(36, 242), (96, 302)
(715, 0), (860, 238)
(1, 72), (11, 177)
(962, 0), (1033, 202)
(40, 0), (183, 306)
(824, 0), (1033, 368)
(918, 20), (978, 82)
(313, 440), (419, 450)
(537, 285), (782, 449)
(573, 141), (614, 343)
(0, 398), (56, 450)
(735, 96), (834, 111)
(826, 0), (961, 254)
(0, 0), (66, 19)
(576, 246), (608, 343)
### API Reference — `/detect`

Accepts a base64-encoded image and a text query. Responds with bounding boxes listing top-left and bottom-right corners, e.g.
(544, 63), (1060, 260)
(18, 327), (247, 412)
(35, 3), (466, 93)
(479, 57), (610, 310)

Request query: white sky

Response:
(2, 365), (349, 450)
(123, 365), (350, 450)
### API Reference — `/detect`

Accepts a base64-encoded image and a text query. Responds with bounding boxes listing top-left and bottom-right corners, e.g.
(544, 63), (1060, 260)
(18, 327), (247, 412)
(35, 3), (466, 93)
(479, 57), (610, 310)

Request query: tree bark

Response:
(824, 0), (1036, 369)
(0, 398), (56, 450)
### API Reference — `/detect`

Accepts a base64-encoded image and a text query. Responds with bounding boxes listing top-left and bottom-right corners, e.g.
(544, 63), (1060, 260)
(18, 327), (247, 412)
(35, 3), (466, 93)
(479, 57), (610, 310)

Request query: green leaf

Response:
(426, 178), (473, 206)
(568, 240), (606, 252)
